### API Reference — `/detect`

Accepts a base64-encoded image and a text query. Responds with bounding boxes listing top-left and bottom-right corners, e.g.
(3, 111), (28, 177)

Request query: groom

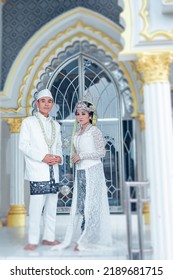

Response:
(19, 89), (63, 250)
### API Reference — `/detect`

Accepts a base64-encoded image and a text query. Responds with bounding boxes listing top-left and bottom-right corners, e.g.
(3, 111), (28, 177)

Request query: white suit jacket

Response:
(19, 113), (63, 182)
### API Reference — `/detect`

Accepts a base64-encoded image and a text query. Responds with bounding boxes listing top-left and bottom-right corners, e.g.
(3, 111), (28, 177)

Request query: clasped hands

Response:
(42, 154), (62, 165)
(71, 153), (80, 163)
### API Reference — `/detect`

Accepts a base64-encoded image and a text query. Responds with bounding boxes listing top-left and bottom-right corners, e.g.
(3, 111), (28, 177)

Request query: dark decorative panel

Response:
(1, 0), (122, 89)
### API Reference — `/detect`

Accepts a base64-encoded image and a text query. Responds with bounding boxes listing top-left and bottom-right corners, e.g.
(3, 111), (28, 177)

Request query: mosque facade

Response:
(1, 0), (173, 259)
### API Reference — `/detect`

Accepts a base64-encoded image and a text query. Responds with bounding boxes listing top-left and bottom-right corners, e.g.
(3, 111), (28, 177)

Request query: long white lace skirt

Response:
(52, 162), (112, 251)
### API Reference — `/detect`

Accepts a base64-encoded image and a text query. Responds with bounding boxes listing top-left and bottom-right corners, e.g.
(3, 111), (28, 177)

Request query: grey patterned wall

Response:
(1, 0), (122, 90)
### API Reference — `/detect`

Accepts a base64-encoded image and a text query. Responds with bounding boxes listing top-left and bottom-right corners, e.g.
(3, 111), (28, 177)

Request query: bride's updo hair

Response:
(75, 101), (94, 124)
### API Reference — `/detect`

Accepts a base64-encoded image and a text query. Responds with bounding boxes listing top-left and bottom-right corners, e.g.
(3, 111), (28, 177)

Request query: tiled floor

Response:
(0, 214), (152, 260)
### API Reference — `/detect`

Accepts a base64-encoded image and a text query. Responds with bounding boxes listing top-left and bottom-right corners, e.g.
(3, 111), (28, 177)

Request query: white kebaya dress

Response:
(53, 123), (112, 251)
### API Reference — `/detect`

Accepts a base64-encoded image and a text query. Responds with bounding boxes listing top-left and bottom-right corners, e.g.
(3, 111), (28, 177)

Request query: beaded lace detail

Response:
(52, 125), (112, 252)
(76, 126), (106, 160)
(52, 163), (112, 251)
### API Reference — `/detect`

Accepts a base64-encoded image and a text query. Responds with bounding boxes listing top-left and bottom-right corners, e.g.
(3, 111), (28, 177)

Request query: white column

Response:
(10, 134), (24, 205)
(6, 118), (26, 227)
(137, 53), (173, 259)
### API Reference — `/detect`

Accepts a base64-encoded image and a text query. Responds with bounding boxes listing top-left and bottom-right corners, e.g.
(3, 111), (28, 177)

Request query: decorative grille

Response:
(33, 41), (135, 213)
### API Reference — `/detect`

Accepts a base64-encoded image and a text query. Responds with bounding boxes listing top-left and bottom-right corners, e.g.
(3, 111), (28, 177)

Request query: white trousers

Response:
(28, 193), (58, 244)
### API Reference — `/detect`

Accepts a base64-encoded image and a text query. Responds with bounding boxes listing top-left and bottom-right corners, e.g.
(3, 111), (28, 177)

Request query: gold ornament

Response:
(6, 118), (24, 133)
(137, 53), (173, 84)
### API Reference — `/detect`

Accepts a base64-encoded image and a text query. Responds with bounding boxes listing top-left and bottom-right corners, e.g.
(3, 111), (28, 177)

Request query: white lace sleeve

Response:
(79, 127), (105, 160)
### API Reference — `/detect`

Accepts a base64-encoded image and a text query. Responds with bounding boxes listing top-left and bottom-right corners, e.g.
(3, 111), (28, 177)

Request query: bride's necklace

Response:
(35, 112), (56, 152)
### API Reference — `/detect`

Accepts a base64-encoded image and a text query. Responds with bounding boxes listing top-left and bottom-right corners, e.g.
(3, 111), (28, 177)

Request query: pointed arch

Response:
(0, 8), (142, 117)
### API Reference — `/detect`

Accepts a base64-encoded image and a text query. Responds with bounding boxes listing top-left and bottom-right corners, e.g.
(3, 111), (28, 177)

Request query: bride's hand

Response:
(72, 153), (80, 163)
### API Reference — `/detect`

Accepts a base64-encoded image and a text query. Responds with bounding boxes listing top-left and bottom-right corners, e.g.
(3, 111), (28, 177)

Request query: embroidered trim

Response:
(30, 166), (59, 195)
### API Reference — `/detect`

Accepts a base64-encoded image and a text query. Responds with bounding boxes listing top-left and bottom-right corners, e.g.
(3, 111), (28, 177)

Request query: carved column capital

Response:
(136, 52), (173, 84)
(6, 118), (24, 133)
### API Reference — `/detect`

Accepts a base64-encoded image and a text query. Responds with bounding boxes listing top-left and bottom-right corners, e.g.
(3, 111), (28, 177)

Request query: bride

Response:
(52, 100), (112, 251)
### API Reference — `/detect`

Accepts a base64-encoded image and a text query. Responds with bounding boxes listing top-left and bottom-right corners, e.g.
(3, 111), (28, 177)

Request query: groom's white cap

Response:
(37, 89), (53, 101)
